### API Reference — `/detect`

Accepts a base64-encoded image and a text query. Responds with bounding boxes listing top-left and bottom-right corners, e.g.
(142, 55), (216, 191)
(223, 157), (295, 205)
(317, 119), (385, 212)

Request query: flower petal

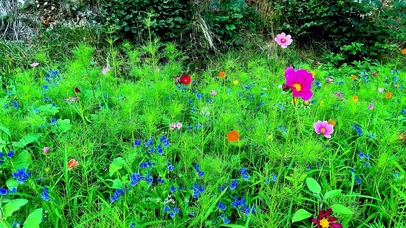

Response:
(324, 208), (332, 217)
(331, 223), (343, 228)
(311, 218), (319, 224)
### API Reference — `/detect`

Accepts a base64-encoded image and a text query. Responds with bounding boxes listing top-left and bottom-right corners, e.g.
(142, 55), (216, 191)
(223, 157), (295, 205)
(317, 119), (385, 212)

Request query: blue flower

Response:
(0, 188), (7, 195)
(143, 172), (153, 184)
(12, 168), (31, 184)
(241, 205), (251, 215)
(129, 222), (135, 228)
(40, 187), (50, 201)
(156, 177), (165, 184)
(167, 162), (174, 172)
(169, 207), (179, 218)
(352, 124), (363, 135)
(219, 184), (227, 192)
(163, 205), (171, 213)
(144, 137), (154, 147)
(170, 186), (176, 193)
(357, 150), (364, 158)
(218, 201), (226, 210)
(7, 150), (14, 158)
(355, 175), (362, 185)
(232, 196), (246, 208)
(192, 182), (204, 198)
(157, 145), (163, 155)
(110, 188), (125, 203)
(50, 118), (57, 126)
(363, 162), (371, 168)
(239, 168), (250, 180)
(139, 161), (151, 168)
(265, 174), (277, 184)
(130, 173), (142, 187)
(133, 139), (141, 146)
(11, 101), (18, 108)
(230, 180), (238, 190)
(0, 152), (3, 158)
(402, 109), (406, 115)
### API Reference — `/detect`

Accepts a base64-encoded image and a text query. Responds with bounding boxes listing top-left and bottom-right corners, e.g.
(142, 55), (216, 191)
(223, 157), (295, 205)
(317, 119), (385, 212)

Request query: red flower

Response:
(74, 88), (80, 93)
(180, 75), (191, 85)
(312, 208), (342, 228)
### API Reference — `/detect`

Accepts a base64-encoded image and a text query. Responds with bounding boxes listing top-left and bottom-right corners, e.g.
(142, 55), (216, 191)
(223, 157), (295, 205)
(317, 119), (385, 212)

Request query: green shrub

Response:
(203, 0), (261, 47)
(269, 0), (404, 63)
(100, 0), (194, 42)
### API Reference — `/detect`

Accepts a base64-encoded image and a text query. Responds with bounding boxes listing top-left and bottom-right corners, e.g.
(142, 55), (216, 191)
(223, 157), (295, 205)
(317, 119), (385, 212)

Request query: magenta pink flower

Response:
(368, 103), (374, 110)
(30, 62), (39, 67)
(274, 32), (293, 48)
(284, 67), (314, 100)
(314, 120), (334, 138)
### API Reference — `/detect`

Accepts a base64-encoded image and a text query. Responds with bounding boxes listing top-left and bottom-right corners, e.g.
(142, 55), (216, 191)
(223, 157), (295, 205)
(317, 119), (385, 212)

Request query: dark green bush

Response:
(269, 0), (404, 63)
(100, 0), (194, 42)
(203, 0), (261, 47)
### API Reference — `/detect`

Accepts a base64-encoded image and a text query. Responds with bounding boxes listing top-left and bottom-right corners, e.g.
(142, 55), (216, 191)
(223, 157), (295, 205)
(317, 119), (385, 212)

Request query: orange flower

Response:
(218, 71), (226, 78)
(227, 130), (239, 142)
(68, 159), (78, 171)
(402, 48), (406, 55)
(327, 119), (337, 126)
(352, 95), (359, 102)
(385, 92), (392, 99)
(351, 75), (357, 80)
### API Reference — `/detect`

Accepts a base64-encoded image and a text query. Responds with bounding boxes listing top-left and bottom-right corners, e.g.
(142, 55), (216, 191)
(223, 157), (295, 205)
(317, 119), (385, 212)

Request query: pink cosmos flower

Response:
(368, 103), (374, 110)
(43, 147), (50, 154)
(314, 120), (334, 138)
(30, 62), (39, 67)
(210, 90), (217, 96)
(102, 67), (110, 75)
(326, 77), (334, 83)
(176, 122), (183, 129)
(284, 67), (314, 100)
(274, 32), (293, 48)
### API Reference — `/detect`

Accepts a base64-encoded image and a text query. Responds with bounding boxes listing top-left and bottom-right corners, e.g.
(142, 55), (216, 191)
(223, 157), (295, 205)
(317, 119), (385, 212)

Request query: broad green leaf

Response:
(56, 119), (72, 133)
(3, 199), (28, 218)
(12, 133), (41, 148)
(109, 157), (125, 177)
(324, 189), (342, 200)
(292, 209), (312, 223)
(306, 177), (321, 194)
(112, 179), (123, 189)
(23, 208), (43, 228)
(331, 204), (354, 215)
(0, 123), (11, 137)
(37, 104), (59, 115)
(14, 150), (32, 170)
(6, 178), (19, 190)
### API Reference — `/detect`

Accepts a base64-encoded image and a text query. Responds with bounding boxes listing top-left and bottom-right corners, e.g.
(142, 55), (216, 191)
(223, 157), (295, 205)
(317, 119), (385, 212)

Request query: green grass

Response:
(0, 28), (405, 228)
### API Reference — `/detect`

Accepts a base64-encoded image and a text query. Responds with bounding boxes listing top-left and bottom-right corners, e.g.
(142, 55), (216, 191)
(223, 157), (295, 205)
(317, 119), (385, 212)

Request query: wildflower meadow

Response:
(1, 10), (406, 228)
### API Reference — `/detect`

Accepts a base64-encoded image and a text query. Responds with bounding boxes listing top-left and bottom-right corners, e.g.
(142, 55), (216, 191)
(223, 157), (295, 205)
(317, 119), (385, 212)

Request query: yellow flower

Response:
(233, 80), (239, 85)
(319, 100), (325, 106)
(402, 48), (406, 55)
(291, 98), (299, 105)
(219, 71), (226, 78)
(311, 71), (316, 77)
(352, 95), (359, 102)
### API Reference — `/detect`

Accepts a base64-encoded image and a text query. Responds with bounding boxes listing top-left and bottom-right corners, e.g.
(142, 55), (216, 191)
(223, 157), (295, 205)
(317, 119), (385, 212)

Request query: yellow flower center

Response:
(293, 83), (302, 92)
(320, 127), (326, 133)
(320, 218), (330, 228)
(281, 38), (286, 43)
